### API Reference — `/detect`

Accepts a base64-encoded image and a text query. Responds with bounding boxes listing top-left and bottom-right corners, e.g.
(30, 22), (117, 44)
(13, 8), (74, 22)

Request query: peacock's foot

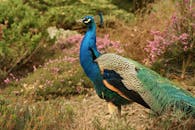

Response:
(107, 102), (121, 118)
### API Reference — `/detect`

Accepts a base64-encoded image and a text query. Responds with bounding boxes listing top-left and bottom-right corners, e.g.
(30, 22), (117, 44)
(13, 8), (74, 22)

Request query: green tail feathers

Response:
(136, 65), (195, 117)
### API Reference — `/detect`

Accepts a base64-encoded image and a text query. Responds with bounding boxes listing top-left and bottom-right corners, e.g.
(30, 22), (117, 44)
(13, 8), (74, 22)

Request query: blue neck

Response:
(80, 23), (101, 81)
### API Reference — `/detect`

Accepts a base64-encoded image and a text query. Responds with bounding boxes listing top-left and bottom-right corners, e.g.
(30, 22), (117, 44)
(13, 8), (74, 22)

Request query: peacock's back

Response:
(96, 53), (195, 115)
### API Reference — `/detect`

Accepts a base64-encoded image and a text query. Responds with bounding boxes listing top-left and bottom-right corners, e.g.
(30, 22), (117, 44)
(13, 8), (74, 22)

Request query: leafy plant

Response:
(0, 0), (135, 84)
(0, 0), (48, 81)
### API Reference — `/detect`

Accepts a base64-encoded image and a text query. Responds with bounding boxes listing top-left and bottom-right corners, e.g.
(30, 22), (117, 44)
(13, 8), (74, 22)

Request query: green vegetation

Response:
(0, 0), (47, 80)
(0, 0), (134, 82)
(0, 96), (75, 130)
(19, 61), (91, 100)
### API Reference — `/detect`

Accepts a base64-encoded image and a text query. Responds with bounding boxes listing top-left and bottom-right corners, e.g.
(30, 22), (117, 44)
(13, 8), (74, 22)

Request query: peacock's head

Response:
(81, 16), (95, 26)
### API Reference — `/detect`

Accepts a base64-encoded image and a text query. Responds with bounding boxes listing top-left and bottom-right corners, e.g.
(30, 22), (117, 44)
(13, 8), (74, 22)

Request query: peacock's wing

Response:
(96, 53), (151, 108)
(96, 53), (195, 115)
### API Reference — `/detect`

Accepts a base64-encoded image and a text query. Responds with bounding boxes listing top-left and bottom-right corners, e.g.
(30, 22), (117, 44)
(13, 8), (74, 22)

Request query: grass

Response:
(17, 58), (92, 100)
(147, 111), (195, 130)
(92, 117), (134, 130)
(0, 96), (76, 130)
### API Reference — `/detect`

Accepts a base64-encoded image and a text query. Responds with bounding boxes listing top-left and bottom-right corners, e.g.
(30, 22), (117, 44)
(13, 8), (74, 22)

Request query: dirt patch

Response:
(68, 91), (151, 130)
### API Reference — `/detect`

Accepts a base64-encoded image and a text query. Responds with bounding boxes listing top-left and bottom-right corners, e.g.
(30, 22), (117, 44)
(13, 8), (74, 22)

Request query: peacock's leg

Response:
(108, 102), (121, 117)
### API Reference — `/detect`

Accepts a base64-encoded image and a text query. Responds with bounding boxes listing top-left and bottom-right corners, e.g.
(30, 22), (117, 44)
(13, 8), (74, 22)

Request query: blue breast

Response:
(80, 31), (99, 80)
(79, 18), (130, 106)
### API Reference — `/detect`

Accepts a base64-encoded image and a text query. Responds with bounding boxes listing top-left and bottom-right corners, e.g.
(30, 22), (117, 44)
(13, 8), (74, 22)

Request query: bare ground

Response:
(63, 86), (195, 130)
(65, 91), (158, 130)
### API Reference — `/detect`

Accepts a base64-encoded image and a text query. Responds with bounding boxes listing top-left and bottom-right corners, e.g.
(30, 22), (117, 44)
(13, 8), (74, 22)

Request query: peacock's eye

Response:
(83, 18), (91, 24)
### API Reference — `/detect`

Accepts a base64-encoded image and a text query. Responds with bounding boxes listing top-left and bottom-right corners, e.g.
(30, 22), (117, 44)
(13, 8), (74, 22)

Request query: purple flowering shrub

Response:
(144, 0), (195, 78)
(14, 32), (124, 98)
(4, 32), (123, 87)
(65, 33), (124, 54)
(55, 33), (124, 64)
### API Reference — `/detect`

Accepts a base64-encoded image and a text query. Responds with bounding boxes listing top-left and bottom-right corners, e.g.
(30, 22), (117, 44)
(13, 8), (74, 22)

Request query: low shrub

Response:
(144, 0), (195, 78)
(0, 0), (49, 82)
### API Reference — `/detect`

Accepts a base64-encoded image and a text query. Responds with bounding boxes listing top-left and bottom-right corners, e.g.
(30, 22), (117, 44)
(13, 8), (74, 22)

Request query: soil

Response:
(64, 87), (195, 130)
(67, 91), (155, 130)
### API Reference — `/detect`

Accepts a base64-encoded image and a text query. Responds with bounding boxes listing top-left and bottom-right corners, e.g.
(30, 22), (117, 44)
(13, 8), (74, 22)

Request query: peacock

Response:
(79, 15), (195, 117)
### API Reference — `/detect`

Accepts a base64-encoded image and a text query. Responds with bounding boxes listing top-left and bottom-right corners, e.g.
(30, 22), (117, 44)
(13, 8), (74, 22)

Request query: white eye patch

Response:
(84, 18), (91, 24)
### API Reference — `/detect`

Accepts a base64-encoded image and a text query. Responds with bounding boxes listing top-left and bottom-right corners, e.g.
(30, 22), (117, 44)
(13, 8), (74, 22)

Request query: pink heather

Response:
(150, 30), (162, 35)
(64, 56), (77, 63)
(184, 0), (190, 3)
(4, 78), (10, 84)
(183, 46), (188, 51)
(171, 13), (177, 25)
(51, 67), (60, 74)
(179, 33), (189, 41)
(65, 34), (83, 44)
(145, 30), (173, 63)
(145, 0), (194, 65)
(64, 34), (123, 54)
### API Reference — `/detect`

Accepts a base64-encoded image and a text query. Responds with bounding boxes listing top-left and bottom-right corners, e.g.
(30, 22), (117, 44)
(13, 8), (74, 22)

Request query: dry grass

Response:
(148, 112), (195, 130)
(1, 92), (195, 130)
(0, 96), (76, 130)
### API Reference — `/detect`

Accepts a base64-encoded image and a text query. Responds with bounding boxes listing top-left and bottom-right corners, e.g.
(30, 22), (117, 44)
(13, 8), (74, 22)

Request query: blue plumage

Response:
(79, 16), (100, 81)
(79, 16), (131, 107)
